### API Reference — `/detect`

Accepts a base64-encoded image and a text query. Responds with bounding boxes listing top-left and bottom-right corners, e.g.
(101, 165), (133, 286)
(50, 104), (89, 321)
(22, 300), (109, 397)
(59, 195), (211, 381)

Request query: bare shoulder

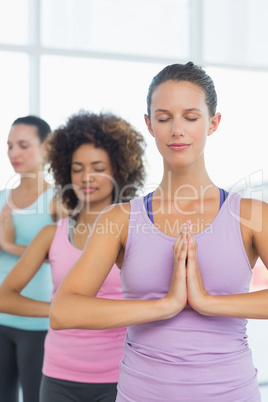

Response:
(36, 223), (58, 243)
(100, 202), (131, 220)
(240, 197), (268, 266)
(240, 197), (267, 233)
(49, 192), (69, 221)
(94, 202), (131, 246)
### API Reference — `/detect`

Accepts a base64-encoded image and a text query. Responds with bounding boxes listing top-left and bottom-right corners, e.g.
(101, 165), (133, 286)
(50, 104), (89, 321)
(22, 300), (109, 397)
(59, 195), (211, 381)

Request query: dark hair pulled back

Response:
(146, 61), (217, 118)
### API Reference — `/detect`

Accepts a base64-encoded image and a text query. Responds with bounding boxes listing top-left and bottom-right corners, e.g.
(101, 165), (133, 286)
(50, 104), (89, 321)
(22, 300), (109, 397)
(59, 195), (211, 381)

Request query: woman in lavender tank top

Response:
(50, 63), (268, 401)
(0, 111), (145, 402)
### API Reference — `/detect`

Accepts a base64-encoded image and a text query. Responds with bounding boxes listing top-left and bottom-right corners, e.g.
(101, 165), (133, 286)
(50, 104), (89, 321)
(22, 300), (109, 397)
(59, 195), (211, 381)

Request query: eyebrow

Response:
(154, 108), (201, 113)
(7, 140), (29, 144)
(184, 108), (201, 113)
(71, 161), (107, 166)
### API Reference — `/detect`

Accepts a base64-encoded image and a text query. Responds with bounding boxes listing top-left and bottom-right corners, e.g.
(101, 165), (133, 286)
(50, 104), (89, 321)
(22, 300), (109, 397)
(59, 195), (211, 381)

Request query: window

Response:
(0, 52), (29, 189)
(41, 0), (190, 59)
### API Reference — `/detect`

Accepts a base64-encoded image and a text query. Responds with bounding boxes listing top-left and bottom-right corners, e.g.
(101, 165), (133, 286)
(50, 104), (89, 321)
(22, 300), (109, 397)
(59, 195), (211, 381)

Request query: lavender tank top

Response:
(117, 192), (261, 402)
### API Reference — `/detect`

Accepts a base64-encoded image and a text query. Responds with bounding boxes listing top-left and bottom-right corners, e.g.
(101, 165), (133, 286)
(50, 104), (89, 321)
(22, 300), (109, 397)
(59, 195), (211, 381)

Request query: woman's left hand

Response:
(186, 224), (211, 315)
(0, 204), (15, 251)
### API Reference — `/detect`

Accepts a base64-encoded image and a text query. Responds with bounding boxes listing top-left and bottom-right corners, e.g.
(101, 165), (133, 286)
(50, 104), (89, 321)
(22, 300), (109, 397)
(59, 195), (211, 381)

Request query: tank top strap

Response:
(143, 191), (154, 223)
(56, 217), (69, 236)
(30, 187), (56, 215)
(219, 188), (229, 209)
(48, 217), (70, 260)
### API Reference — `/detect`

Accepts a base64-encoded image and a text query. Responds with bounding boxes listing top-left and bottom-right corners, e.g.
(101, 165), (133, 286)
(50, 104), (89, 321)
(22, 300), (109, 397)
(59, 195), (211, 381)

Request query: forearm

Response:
(50, 293), (174, 330)
(0, 290), (50, 317)
(1, 242), (27, 256)
(199, 289), (268, 319)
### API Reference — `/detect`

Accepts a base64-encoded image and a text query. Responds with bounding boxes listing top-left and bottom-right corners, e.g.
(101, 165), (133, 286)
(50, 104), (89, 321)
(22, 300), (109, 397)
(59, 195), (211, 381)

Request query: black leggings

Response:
(0, 324), (47, 402)
(40, 375), (118, 402)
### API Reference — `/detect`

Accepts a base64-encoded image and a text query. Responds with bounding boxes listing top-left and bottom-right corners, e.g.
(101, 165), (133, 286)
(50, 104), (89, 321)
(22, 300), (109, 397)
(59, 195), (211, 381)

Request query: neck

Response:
(76, 197), (113, 227)
(18, 171), (48, 193)
(155, 159), (216, 200)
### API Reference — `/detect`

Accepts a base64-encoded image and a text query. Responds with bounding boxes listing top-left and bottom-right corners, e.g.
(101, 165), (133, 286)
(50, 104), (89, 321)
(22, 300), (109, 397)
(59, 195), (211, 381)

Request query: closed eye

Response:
(185, 117), (198, 122)
(158, 118), (171, 122)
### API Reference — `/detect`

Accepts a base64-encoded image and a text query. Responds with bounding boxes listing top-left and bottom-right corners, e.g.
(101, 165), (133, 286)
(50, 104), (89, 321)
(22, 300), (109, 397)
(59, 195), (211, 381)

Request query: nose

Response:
(172, 118), (184, 137)
(8, 146), (20, 159)
(82, 171), (93, 183)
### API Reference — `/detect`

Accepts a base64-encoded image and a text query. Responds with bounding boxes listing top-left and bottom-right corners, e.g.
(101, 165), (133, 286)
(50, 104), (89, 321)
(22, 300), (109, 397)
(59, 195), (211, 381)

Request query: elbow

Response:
(49, 302), (66, 330)
(0, 289), (10, 313)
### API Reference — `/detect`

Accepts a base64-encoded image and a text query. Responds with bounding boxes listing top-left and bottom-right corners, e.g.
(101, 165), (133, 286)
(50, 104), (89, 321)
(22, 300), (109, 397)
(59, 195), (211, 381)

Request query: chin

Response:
(12, 166), (26, 174)
(76, 192), (93, 204)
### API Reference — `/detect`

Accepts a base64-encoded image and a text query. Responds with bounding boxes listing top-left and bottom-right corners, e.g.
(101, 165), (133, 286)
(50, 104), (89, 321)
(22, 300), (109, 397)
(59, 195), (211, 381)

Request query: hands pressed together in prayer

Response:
(167, 221), (211, 317)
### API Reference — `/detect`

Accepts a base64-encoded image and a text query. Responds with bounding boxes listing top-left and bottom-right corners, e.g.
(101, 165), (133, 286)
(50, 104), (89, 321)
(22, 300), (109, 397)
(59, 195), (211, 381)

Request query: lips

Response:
(168, 143), (190, 151)
(81, 187), (96, 194)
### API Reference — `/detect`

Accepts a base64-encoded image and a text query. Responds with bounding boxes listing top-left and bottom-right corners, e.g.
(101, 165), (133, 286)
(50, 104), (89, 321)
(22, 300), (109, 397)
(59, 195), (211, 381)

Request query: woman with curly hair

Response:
(0, 111), (146, 402)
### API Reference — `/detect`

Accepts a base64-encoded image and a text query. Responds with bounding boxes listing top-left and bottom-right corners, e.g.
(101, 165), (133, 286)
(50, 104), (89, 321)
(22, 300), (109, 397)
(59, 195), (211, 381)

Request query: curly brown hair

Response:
(48, 111), (146, 210)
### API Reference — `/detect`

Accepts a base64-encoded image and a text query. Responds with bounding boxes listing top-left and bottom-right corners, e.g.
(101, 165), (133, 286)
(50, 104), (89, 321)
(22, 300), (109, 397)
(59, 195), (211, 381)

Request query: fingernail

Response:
(182, 223), (187, 232)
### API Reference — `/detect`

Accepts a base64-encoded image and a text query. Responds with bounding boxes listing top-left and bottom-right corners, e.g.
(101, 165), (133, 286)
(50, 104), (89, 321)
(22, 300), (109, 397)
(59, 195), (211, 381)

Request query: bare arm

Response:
(49, 192), (70, 222)
(187, 199), (268, 319)
(0, 204), (27, 256)
(0, 193), (63, 256)
(1, 243), (27, 256)
(50, 204), (187, 331)
(0, 225), (56, 317)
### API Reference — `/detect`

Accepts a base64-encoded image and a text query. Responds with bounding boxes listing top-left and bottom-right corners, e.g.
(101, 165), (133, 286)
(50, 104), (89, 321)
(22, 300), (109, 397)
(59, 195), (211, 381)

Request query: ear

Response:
(144, 114), (155, 137)
(208, 112), (221, 137)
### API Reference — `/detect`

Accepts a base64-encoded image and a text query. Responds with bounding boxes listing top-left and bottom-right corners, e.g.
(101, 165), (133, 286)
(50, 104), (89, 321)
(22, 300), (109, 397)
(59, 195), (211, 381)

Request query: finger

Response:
(172, 238), (188, 274)
(187, 240), (194, 263)
(173, 223), (186, 246)
(173, 224), (187, 253)
(177, 238), (188, 269)
(180, 238), (188, 258)
(186, 236), (201, 280)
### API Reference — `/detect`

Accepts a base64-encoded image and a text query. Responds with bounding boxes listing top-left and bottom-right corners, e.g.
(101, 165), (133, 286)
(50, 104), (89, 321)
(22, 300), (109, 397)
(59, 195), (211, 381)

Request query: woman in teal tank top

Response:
(0, 116), (57, 402)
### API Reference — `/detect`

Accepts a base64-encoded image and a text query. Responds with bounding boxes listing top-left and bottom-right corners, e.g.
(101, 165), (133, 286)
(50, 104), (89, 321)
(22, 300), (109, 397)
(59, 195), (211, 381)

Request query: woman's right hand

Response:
(164, 225), (188, 317)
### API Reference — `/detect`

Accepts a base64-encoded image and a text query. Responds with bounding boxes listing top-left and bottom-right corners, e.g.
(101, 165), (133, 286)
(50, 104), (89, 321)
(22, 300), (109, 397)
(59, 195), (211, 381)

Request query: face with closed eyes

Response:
(7, 124), (45, 174)
(71, 143), (114, 209)
(145, 80), (221, 170)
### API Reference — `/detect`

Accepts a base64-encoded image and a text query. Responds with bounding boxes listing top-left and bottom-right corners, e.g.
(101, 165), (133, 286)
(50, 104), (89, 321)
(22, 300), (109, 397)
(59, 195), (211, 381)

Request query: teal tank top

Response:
(0, 187), (55, 330)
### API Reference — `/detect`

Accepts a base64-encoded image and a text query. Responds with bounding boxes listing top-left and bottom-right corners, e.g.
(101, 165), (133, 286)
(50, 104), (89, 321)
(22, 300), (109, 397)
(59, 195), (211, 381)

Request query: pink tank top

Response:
(117, 193), (261, 401)
(42, 218), (126, 383)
